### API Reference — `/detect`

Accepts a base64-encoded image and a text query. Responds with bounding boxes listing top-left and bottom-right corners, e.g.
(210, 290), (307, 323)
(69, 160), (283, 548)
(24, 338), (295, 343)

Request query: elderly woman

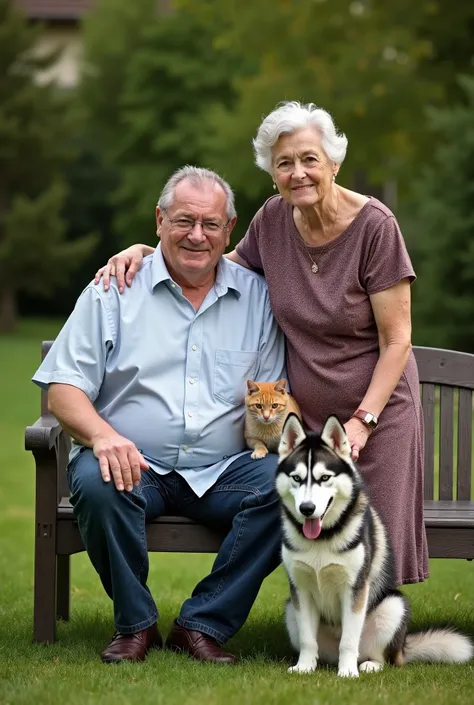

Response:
(96, 102), (428, 586)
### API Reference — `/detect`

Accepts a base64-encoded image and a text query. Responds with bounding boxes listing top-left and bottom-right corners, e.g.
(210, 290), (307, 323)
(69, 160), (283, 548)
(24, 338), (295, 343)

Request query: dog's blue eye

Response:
(320, 474), (330, 482)
(292, 475), (302, 483)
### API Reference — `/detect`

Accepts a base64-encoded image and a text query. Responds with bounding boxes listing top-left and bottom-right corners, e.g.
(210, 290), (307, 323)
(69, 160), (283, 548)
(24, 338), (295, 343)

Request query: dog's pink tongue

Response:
(303, 518), (322, 539)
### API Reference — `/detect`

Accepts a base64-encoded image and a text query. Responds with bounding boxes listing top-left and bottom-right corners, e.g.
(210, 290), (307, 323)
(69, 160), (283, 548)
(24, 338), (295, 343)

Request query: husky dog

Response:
(276, 413), (473, 678)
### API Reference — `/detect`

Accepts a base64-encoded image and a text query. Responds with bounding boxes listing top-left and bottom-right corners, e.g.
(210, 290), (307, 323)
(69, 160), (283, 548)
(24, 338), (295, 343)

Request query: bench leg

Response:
(33, 522), (57, 643)
(33, 449), (58, 644)
(56, 555), (70, 621)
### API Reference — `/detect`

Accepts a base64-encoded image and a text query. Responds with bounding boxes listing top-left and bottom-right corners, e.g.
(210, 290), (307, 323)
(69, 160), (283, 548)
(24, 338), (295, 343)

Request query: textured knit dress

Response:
(236, 195), (429, 585)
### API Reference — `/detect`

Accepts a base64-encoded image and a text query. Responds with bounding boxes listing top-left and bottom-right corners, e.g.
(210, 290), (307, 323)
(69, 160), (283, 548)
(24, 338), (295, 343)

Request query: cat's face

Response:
(245, 380), (289, 424)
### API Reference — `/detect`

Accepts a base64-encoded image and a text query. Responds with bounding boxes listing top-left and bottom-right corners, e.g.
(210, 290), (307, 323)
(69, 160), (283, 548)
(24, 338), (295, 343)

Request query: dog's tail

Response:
(403, 629), (473, 664)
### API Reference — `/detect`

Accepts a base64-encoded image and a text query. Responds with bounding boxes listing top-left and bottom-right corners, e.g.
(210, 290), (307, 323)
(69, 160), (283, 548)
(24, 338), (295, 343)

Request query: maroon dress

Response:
(236, 195), (428, 585)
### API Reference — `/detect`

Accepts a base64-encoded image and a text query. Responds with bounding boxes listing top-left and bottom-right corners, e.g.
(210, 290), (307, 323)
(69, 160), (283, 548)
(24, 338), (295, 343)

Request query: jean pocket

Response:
(214, 349), (259, 405)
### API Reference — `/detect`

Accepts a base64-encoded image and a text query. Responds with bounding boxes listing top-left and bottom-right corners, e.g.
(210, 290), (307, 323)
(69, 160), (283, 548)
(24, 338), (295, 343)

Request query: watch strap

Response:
(352, 409), (378, 431)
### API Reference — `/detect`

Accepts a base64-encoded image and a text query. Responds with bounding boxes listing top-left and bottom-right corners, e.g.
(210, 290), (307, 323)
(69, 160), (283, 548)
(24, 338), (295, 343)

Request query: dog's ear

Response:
(321, 415), (352, 462)
(279, 413), (306, 459)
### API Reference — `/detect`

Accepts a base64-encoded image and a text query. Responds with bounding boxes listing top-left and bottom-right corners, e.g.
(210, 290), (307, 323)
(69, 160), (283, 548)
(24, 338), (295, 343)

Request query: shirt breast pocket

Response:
(214, 349), (259, 406)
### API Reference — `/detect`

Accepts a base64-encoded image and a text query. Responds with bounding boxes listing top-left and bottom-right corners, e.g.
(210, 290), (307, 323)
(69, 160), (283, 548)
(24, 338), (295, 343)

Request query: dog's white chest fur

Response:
(284, 543), (363, 625)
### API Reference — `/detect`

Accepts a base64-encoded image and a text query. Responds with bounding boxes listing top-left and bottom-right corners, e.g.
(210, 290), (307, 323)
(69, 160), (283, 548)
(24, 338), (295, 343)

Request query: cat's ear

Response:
(274, 379), (287, 393)
(279, 413), (306, 460)
(321, 415), (352, 462)
(247, 379), (259, 394)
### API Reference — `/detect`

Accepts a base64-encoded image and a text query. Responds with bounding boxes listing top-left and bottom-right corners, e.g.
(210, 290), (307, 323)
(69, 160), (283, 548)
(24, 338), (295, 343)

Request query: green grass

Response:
(0, 319), (473, 705)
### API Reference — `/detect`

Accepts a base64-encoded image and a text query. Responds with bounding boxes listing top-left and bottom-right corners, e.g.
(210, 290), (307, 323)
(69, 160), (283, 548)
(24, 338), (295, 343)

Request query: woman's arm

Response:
(361, 277), (412, 414)
(95, 245), (252, 293)
(344, 278), (412, 459)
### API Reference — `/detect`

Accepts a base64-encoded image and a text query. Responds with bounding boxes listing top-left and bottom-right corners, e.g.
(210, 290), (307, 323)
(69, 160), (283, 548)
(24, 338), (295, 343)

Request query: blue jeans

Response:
(68, 449), (282, 643)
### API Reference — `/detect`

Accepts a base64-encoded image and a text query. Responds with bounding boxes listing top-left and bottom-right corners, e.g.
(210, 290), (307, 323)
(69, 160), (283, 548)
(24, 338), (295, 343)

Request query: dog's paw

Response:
(359, 660), (383, 673)
(251, 448), (268, 460)
(288, 660), (317, 674)
(337, 663), (359, 678)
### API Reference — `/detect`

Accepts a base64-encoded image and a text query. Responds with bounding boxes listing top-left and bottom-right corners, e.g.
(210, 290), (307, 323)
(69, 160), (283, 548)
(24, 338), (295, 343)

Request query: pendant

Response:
(311, 262), (319, 273)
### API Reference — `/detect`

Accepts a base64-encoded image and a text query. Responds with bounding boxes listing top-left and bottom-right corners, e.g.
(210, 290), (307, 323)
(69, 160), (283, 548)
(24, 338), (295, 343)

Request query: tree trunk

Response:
(0, 285), (18, 333)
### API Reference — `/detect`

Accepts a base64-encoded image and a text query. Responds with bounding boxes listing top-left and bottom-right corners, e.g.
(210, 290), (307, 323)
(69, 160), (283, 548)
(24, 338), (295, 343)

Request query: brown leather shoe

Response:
(100, 623), (162, 663)
(166, 620), (237, 664)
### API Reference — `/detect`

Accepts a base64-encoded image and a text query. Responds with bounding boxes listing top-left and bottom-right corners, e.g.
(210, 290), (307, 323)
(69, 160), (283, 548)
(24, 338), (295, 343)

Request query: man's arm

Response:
(49, 383), (148, 492)
(33, 286), (148, 491)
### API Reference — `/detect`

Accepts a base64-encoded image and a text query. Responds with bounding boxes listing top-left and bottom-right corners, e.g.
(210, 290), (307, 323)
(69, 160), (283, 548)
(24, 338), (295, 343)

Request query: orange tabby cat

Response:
(244, 379), (302, 459)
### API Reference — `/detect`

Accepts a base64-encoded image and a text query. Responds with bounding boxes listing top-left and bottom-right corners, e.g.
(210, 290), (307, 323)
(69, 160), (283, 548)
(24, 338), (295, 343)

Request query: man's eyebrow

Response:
(174, 210), (222, 221)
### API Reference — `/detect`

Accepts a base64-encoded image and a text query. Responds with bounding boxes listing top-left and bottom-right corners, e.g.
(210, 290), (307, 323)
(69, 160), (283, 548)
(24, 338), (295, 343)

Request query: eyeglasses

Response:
(163, 211), (229, 236)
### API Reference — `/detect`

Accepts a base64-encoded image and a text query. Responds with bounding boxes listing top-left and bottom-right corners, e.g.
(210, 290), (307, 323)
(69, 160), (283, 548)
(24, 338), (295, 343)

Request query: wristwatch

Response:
(351, 409), (378, 431)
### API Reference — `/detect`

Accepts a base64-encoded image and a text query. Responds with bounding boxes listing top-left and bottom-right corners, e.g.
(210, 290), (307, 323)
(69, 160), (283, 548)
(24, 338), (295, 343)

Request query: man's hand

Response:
(92, 433), (149, 491)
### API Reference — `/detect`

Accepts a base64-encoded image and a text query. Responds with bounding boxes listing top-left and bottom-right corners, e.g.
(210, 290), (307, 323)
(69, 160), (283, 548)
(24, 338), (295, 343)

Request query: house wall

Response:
(34, 24), (84, 87)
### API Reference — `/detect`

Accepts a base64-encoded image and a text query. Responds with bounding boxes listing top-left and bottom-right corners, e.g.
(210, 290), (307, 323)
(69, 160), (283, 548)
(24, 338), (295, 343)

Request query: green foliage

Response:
(0, 0), (96, 331)
(0, 181), (97, 296)
(0, 0), (67, 196)
(81, 0), (245, 246)
(179, 0), (441, 197)
(408, 75), (474, 352)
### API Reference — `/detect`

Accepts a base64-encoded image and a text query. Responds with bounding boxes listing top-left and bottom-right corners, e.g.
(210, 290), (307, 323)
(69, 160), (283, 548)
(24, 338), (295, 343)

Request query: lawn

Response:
(0, 319), (473, 705)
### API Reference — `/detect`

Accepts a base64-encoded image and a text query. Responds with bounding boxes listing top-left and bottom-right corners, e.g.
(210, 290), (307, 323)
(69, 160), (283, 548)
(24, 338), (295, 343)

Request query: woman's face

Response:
(272, 127), (337, 208)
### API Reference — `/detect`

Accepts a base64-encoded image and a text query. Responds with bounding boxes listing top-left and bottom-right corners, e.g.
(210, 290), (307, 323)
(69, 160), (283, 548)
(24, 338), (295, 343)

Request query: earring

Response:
(272, 182), (277, 190)
(332, 174), (336, 182)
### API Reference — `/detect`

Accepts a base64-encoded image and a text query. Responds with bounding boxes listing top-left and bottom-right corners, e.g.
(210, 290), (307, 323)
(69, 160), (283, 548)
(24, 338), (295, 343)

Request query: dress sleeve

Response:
(363, 215), (416, 295)
(235, 207), (264, 272)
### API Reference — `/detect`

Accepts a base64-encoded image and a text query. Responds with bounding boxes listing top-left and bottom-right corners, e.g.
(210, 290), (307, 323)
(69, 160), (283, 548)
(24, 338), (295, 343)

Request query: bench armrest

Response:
(25, 415), (63, 451)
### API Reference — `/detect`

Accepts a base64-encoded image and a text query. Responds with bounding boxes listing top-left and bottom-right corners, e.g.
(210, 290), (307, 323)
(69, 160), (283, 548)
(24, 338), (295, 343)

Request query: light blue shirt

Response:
(32, 245), (286, 496)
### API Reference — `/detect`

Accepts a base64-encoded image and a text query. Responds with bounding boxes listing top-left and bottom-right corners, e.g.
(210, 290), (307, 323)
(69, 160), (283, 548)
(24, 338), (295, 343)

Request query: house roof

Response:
(15, 1), (94, 21)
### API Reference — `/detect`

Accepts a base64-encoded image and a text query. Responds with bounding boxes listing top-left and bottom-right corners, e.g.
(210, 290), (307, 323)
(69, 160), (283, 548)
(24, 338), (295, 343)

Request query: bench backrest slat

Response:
(415, 346), (474, 503)
(421, 382), (435, 500)
(457, 388), (473, 500)
(439, 385), (454, 500)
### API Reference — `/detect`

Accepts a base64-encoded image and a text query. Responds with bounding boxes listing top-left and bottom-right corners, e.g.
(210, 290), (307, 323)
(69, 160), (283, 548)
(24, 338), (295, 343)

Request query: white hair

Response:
(157, 165), (236, 220)
(253, 101), (348, 174)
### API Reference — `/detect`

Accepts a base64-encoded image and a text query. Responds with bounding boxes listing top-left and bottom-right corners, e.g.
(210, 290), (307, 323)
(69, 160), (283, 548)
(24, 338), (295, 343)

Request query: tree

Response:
(408, 75), (474, 351)
(0, 0), (96, 331)
(179, 0), (439, 201)
(80, 0), (247, 246)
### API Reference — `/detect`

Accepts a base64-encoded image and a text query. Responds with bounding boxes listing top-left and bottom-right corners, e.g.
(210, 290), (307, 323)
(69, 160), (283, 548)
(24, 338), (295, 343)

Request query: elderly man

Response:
(32, 166), (285, 665)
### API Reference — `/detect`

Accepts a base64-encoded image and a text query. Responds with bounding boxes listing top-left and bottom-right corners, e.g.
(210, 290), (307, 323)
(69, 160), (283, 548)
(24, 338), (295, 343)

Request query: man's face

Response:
(156, 179), (236, 282)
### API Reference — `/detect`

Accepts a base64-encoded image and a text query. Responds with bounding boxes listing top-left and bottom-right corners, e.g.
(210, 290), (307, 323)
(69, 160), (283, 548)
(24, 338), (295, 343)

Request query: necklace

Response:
(298, 188), (340, 274)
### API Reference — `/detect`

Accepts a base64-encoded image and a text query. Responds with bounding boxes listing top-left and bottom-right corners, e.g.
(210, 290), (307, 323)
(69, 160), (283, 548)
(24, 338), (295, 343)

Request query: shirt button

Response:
(187, 411), (193, 417)
(189, 378), (195, 385)
(171, 283), (176, 288)
(191, 345), (197, 351)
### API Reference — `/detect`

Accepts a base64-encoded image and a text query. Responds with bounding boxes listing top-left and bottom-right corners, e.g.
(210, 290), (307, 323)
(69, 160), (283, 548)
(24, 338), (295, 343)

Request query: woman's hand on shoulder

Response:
(94, 244), (155, 293)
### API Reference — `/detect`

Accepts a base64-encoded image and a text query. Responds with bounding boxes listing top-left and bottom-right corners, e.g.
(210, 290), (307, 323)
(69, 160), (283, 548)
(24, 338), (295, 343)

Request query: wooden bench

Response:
(26, 342), (474, 643)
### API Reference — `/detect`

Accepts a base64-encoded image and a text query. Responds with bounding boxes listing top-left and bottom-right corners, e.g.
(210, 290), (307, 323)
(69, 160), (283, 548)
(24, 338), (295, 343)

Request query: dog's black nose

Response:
(299, 501), (316, 517)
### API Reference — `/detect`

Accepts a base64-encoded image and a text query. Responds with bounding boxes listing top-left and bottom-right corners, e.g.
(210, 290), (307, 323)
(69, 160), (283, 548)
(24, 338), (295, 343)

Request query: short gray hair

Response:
(253, 101), (348, 174)
(157, 165), (237, 220)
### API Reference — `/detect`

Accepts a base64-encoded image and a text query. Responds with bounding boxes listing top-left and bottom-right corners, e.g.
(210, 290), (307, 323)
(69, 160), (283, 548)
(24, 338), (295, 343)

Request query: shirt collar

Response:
(151, 243), (242, 299)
